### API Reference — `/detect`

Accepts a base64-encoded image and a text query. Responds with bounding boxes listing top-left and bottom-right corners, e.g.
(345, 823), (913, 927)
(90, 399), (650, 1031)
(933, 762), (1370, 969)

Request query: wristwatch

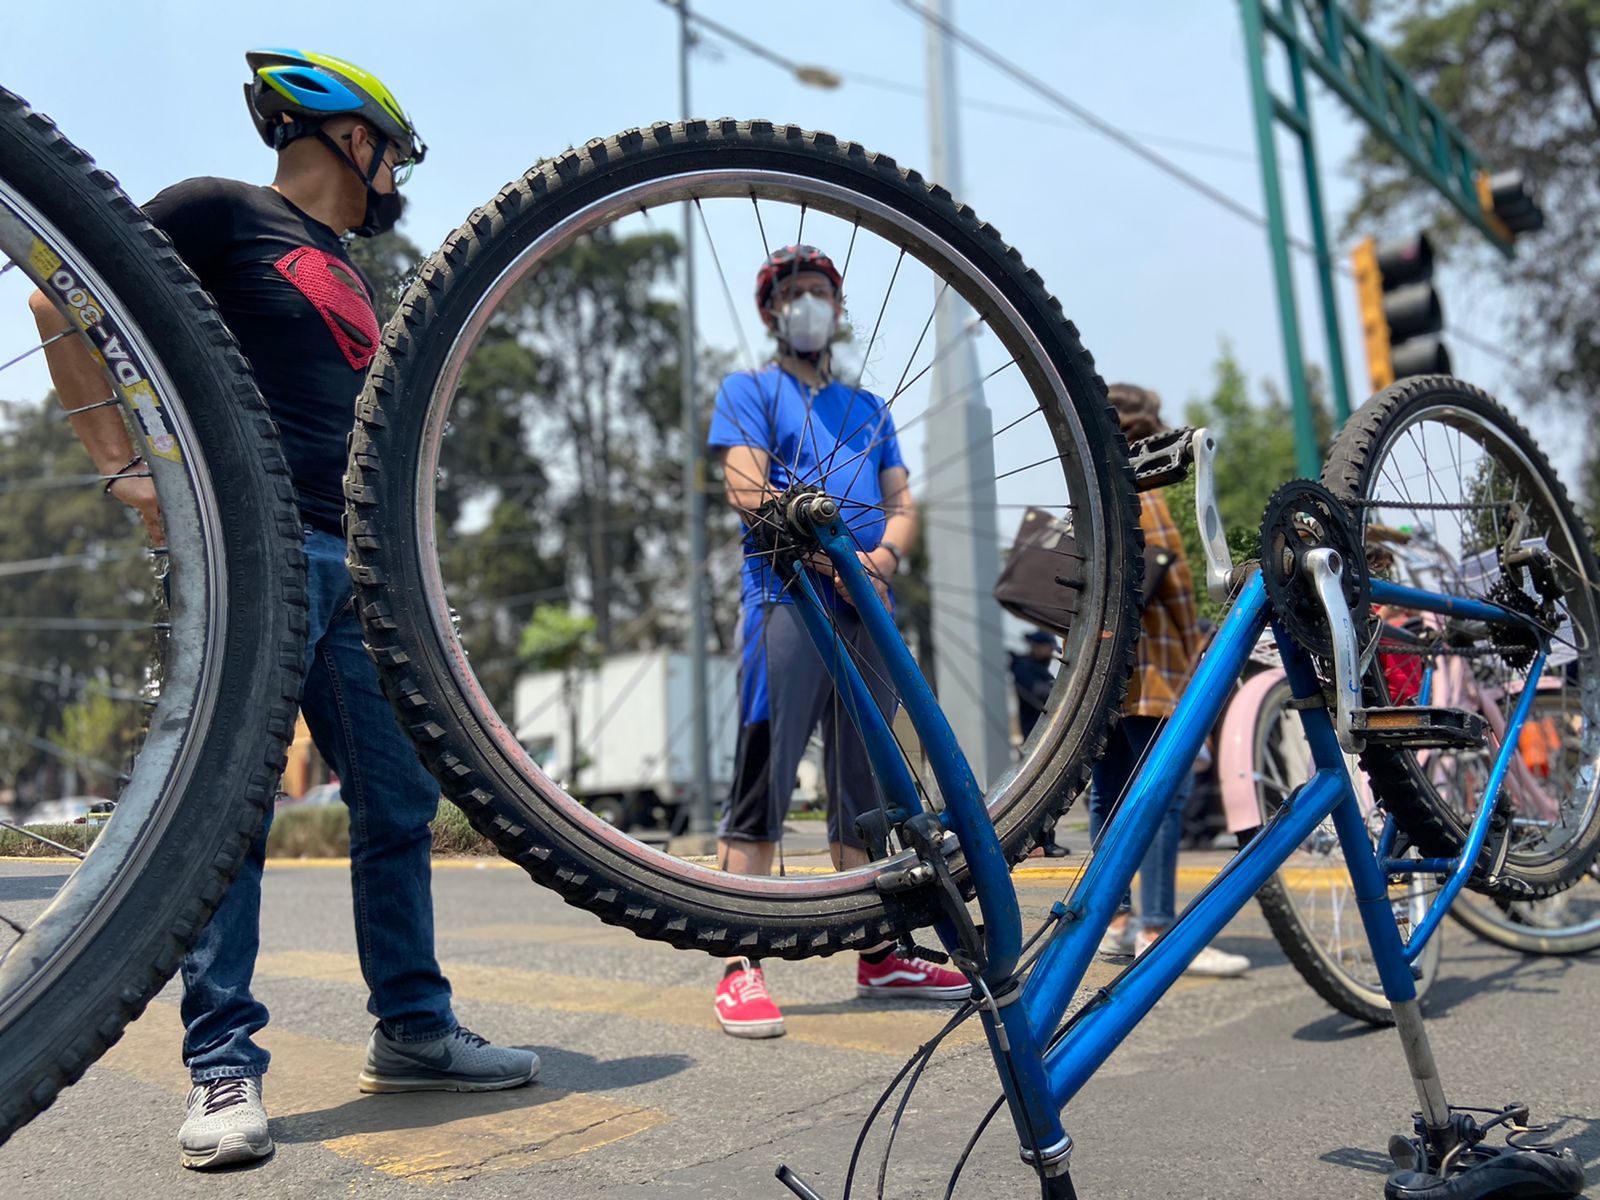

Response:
(878, 540), (904, 574)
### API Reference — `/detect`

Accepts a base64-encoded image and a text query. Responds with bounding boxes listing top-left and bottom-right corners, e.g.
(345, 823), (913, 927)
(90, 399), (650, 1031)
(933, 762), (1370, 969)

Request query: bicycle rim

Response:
(1448, 696), (1600, 954)
(345, 122), (1141, 955)
(0, 89), (303, 1140)
(1323, 378), (1600, 895)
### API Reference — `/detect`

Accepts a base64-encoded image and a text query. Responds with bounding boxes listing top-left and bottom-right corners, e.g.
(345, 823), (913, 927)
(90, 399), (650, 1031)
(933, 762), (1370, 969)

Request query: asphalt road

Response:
(1, 845), (1596, 1200)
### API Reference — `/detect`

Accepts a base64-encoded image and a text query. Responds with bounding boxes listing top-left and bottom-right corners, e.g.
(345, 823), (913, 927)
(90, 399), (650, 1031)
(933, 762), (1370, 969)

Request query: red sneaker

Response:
(714, 959), (785, 1038)
(856, 952), (971, 1000)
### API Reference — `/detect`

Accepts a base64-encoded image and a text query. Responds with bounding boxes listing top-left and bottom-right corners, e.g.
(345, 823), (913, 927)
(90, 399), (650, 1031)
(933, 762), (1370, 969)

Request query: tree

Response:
(425, 226), (743, 719)
(0, 394), (154, 806)
(493, 228), (688, 650)
(519, 606), (598, 786)
(344, 226), (425, 323)
(1346, 3), (1599, 414)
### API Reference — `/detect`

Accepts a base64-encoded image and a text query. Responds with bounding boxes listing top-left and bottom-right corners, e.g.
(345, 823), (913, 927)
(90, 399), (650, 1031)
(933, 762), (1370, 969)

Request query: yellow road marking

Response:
(253, 950), (1210, 1060)
(255, 949), (997, 1057)
(96, 1002), (661, 1182)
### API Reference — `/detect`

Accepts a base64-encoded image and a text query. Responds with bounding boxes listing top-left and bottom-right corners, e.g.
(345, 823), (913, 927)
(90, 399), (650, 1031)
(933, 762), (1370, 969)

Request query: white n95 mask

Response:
(776, 293), (838, 353)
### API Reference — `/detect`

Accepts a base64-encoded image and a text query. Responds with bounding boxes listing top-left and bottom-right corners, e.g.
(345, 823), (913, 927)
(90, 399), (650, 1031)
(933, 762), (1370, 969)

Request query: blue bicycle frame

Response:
(793, 512), (1546, 1177)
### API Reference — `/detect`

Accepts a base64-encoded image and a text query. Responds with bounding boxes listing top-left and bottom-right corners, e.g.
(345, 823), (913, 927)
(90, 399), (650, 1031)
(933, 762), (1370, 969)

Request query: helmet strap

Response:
(271, 116), (324, 151)
(313, 128), (391, 191)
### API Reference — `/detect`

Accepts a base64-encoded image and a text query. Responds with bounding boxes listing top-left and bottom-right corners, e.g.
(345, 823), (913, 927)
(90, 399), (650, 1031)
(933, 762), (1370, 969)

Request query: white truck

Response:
(512, 650), (746, 832)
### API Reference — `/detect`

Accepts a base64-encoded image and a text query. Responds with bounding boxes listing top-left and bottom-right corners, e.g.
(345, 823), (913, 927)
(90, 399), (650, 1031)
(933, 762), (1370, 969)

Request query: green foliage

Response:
(1347, 2), (1600, 412)
(55, 691), (138, 780)
(0, 394), (156, 807)
(260, 800), (494, 859)
(343, 227), (426, 323)
(428, 226), (745, 714)
(429, 799), (496, 855)
(0, 803), (493, 860)
(265, 803), (349, 858)
(0, 822), (97, 857)
(518, 605), (598, 672)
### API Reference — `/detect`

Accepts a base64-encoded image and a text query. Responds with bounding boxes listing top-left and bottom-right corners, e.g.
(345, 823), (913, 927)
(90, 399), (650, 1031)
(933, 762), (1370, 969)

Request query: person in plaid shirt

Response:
(1088, 384), (1251, 978)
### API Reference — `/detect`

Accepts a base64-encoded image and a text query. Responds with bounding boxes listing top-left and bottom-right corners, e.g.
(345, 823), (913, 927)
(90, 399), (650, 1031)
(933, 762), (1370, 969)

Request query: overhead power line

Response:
(889, 0), (1523, 373)
(669, 0), (1523, 374)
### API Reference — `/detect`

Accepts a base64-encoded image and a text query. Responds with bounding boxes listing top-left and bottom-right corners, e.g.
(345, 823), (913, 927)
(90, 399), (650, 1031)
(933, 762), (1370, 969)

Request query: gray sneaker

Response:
(358, 1025), (539, 1093)
(178, 1076), (273, 1170)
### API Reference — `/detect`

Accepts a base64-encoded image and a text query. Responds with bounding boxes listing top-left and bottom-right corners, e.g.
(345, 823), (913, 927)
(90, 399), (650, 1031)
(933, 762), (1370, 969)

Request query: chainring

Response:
(1259, 479), (1372, 660)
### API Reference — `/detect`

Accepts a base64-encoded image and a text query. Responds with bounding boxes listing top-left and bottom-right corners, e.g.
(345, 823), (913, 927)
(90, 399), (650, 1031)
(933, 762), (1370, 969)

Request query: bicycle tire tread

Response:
(1320, 375), (1600, 899)
(1253, 873), (1395, 1024)
(345, 119), (1141, 958)
(0, 86), (307, 1144)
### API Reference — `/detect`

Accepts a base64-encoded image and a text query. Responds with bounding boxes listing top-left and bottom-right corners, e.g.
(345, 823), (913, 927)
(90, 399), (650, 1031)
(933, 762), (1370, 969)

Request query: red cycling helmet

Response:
(755, 245), (842, 320)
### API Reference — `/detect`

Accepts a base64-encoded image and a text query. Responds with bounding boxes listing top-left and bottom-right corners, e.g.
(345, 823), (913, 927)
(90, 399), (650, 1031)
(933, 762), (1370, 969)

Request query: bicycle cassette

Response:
(1259, 480), (1372, 660)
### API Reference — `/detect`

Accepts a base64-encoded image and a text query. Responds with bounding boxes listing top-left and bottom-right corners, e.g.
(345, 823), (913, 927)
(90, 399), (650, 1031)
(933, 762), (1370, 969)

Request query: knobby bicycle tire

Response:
(344, 120), (1141, 958)
(0, 89), (305, 1143)
(1322, 376), (1600, 898)
(1447, 869), (1600, 955)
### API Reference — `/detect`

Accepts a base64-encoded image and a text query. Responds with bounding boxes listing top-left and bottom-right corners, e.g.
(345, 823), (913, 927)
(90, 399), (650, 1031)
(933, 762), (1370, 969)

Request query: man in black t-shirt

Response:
(28, 50), (536, 1171)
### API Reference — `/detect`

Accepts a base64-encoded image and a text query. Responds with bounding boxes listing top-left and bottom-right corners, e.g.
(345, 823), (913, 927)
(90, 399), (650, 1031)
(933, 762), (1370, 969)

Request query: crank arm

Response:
(1304, 546), (1365, 754)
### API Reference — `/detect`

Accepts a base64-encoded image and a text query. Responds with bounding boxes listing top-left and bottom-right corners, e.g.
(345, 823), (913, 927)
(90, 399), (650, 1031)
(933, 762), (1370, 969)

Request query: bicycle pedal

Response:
(1351, 706), (1486, 750)
(1384, 1147), (1585, 1199)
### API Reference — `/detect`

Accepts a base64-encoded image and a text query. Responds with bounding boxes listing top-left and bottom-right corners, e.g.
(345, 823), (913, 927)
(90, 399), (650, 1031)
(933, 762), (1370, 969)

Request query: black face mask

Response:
(315, 127), (403, 238)
(357, 189), (404, 239)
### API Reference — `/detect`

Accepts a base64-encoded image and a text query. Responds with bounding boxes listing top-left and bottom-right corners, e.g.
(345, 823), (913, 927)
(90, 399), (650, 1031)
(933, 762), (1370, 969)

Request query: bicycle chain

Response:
(1348, 498), (1514, 513)
(1374, 641), (1504, 661)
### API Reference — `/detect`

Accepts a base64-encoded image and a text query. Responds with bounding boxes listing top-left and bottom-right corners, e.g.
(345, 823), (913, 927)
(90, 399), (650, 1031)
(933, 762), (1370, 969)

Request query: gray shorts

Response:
(719, 601), (898, 849)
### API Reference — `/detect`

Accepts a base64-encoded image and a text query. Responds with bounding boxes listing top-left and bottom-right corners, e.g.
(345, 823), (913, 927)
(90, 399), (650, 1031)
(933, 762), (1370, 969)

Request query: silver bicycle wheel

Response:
(0, 88), (303, 1141)
(1448, 692), (1600, 954)
(344, 121), (1143, 957)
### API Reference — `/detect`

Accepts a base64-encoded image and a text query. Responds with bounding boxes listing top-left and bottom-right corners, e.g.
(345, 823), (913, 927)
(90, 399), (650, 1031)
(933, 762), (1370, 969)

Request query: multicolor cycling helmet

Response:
(755, 245), (842, 320)
(244, 49), (426, 178)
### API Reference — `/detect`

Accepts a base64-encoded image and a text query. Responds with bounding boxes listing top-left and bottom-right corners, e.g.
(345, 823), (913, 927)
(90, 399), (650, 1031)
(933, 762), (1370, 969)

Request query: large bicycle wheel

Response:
(1447, 692), (1600, 954)
(1248, 673), (1441, 1024)
(0, 89), (304, 1142)
(345, 121), (1141, 958)
(1323, 377), (1600, 897)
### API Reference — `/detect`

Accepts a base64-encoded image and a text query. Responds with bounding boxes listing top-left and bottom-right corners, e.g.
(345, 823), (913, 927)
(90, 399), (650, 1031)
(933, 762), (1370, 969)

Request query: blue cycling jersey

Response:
(708, 364), (907, 612)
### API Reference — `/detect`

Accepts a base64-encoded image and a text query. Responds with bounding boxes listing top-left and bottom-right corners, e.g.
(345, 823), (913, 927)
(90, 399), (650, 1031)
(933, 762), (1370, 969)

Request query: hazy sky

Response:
(1, 0), (1558, 476)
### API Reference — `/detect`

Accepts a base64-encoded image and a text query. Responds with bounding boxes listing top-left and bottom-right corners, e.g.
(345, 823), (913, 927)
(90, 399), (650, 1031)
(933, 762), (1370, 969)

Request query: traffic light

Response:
(1477, 169), (1545, 241)
(1351, 233), (1450, 394)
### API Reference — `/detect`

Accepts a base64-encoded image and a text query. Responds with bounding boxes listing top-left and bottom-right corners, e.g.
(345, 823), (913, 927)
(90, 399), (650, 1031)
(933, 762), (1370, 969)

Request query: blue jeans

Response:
(180, 529), (456, 1081)
(1087, 716), (1193, 933)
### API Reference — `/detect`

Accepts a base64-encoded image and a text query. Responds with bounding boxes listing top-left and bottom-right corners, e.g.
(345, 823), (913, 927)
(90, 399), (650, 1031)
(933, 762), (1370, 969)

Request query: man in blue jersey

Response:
(706, 245), (969, 1038)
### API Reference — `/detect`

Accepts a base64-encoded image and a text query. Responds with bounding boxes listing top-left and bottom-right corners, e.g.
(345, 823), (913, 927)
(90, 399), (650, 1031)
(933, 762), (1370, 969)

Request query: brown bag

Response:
(992, 507), (1087, 639)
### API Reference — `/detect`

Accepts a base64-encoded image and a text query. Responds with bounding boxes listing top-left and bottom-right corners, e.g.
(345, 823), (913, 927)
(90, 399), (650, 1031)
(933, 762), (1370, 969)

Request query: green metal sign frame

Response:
(1238, 0), (1513, 477)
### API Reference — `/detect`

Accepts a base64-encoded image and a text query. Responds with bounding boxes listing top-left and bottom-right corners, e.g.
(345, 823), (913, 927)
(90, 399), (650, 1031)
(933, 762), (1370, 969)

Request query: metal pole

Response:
(1280, 0), (1352, 425)
(679, 0), (714, 843)
(924, 0), (1011, 788)
(1239, 0), (1321, 478)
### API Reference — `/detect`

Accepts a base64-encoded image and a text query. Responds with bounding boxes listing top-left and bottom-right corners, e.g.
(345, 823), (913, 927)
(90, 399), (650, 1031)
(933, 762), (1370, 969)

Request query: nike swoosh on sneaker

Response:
(395, 1043), (456, 1070)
